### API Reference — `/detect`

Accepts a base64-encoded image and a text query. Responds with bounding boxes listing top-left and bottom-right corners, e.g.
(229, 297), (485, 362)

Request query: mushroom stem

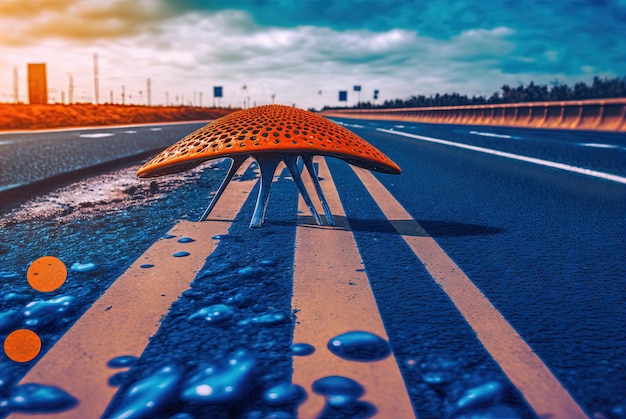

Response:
(284, 155), (324, 226)
(249, 155), (282, 228)
(199, 155), (248, 222)
(302, 154), (335, 226)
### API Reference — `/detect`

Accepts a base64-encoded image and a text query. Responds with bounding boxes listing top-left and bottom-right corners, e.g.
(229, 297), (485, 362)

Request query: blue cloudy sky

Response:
(0, 0), (624, 109)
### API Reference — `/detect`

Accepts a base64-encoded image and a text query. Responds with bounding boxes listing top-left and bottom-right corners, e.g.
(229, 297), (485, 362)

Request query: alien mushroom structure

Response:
(136, 105), (401, 227)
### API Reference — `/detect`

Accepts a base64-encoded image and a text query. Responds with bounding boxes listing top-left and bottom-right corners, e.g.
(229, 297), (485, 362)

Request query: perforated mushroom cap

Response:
(137, 104), (401, 227)
(136, 104), (400, 178)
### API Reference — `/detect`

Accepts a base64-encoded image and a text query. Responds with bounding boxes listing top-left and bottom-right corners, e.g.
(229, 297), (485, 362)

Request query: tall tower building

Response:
(27, 63), (48, 105)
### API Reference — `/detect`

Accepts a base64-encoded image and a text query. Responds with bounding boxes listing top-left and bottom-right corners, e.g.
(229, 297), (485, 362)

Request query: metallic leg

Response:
(249, 155), (282, 228)
(303, 155), (335, 226)
(199, 155), (248, 221)
(284, 155), (323, 226)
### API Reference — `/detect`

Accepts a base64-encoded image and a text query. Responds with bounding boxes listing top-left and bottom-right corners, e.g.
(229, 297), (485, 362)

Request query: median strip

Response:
(10, 159), (257, 419)
(351, 166), (589, 419)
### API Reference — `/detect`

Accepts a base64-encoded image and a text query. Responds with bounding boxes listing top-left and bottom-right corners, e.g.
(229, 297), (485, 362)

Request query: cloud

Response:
(0, 0), (170, 46)
(0, 0), (74, 17)
(0, 0), (623, 108)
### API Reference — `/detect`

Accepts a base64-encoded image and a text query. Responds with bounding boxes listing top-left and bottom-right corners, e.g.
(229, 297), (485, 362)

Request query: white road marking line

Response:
(292, 157), (416, 419)
(578, 142), (621, 149)
(469, 130), (517, 139)
(0, 120), (212, 136)
(352, 166), (589, 419)
(378, 128), (626, 184)
(78, 133), (115, 138)
(9, 160), (257, 419)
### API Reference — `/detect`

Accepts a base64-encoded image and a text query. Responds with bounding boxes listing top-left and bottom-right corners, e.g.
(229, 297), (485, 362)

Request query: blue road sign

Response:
(214, 86), (223, 98)
(339, 91), (347, 101)
(353, 85), (361, 92)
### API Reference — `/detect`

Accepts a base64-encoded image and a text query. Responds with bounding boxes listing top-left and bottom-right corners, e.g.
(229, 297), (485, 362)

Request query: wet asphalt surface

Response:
(0, 120), (625, 418)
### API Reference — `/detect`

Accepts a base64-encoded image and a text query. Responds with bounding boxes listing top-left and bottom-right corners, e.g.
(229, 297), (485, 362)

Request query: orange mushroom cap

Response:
(136, 104), (400, 178)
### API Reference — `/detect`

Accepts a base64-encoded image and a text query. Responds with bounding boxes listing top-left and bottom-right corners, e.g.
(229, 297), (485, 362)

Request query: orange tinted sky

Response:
(1, 0), (623, 109)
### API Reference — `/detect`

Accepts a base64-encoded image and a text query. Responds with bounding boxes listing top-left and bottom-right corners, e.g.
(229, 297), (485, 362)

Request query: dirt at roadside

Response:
(0, 103), (236, 131)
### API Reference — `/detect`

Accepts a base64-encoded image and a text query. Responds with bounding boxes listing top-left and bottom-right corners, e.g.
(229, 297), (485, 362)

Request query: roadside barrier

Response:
(320, 98), (626, 132)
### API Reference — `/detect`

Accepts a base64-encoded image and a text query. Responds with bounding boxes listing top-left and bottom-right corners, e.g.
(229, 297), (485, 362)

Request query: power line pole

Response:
(146, 78), (151, 106)
(12, 66), (18, 103)
(93, 52), (99, 104)
(68, 73), (74, 104)
(199, 92), (203, 107)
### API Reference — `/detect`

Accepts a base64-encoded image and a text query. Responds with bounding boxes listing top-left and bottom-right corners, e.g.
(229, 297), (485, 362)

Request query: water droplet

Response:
(169, 413), (195, 419)
(108, 371), (132, 387)
(0, 310), (22, 333)
(178, 237), (195, 243)
(327, 331), (390, 362)
(212, 234), (228, 240)
(173, 251), (190, 258)
(104, 366), (182, 418)
(140, 264), (154, 269)
(183, 290), (205, 300)
(0, 272), (20, 280)
(107, 355), (139, 368)
(198, 262), (231, 278)
(263, 412), (294, 419)
(249, 312), (287, 325)
(455, 405), (521, 419)
(163, 234), (176, 239)
(312, 376), (364, 408)
(225, 290), (254, 307)
(263, 382), (307, 406)
(23, 296), (75, 327)
(6, 383), (77, 413)
(610, 404), (626, 419)
(188, 304), (236, 325)
(180, 350), (258, 404)
(454, 381), (504, 413)
(292, 343), (315, 356)
(238, 266), (264, 278)
(249, 411), (294, 419)
(2, 292), (30, 303)
(70, 262), (97, 273)
(404, 358), (417, 368)
(419, 355), (459, 388)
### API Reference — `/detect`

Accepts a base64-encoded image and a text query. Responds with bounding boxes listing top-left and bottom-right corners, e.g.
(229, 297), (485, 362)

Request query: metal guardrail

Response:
(320, 98), (626, 132)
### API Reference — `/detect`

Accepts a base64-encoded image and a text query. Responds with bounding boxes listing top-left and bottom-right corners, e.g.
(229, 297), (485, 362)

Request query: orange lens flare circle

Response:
(27, 255), (67, 292)
(4, 329), (42, 362)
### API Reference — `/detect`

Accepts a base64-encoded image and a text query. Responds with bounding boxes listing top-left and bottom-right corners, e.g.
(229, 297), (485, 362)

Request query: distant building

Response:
(27, 63), (48, 105)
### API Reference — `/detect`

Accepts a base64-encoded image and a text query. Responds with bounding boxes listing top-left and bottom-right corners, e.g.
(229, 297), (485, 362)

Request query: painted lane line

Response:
(469, 130), (517, 139)
(292, 157), (416, 418)
(10, 160), (257, 419)
(78, 133), (115, 138)
(351, 166), (589, 419)
(0, 120), (213, 136)
(579, 142), (623, 150)
(378, 128), (626, 184)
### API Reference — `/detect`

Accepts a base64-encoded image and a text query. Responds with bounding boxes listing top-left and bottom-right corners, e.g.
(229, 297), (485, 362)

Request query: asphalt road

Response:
(0, 119), (624, 419)
(0, 122), (208, 193)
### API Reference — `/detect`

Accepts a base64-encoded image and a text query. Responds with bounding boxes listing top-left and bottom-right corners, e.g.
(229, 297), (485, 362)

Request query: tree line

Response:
(325, 76), (626, 110)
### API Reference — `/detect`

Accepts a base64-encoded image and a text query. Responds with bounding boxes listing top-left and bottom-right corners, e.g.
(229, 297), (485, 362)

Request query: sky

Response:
(0, 0), (624, 110)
